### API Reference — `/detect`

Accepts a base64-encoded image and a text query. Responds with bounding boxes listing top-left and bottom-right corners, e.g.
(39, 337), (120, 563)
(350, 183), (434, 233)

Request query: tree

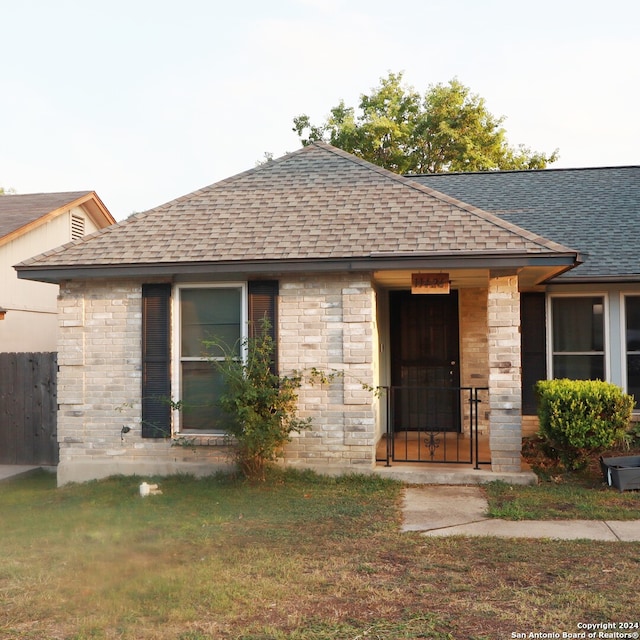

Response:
(293, 72), (558, 174)
(0, 187), (16, 195)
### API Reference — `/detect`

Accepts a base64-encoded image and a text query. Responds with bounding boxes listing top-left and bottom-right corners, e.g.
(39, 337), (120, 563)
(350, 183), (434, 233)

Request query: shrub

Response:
(535, 379), (634, 470)
(206, 319), (311, 481)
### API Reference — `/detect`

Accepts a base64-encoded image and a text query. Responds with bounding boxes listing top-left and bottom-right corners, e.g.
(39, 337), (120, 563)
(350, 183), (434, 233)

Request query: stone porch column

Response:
(487, 270), (522, 472)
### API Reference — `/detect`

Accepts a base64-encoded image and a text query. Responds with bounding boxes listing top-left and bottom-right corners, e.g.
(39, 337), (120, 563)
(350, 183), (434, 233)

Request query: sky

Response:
(1, 0), (639, 220)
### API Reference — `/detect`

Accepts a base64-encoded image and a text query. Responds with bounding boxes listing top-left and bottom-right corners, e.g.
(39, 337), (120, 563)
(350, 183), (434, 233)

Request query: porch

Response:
(374, 433), (536, 486)
(372, 383), (537, 485)
(373, 269), (527, 475)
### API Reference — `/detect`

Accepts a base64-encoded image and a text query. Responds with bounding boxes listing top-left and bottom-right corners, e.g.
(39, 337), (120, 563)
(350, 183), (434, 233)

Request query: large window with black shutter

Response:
(174, 284), (245, 432)
(154, 280), (280, 435)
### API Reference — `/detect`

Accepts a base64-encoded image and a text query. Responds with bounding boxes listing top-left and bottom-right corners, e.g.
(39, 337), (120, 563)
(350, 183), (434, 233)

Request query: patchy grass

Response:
(1, 469), (640, 639)
(485, 480), (640, 520)
(486, 442), (640, 520)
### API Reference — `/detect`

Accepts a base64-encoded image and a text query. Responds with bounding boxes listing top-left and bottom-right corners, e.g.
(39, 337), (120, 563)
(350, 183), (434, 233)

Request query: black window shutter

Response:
(142, 283), (172, 438)
(248, 280), (279, 372)
(520, 292), (547, 415)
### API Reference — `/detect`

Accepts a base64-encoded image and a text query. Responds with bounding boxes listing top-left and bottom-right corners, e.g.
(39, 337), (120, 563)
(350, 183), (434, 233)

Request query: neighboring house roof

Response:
(0, 191), (116, 247)
(16, 143), (578, 284)
(412, 166), (640, 282)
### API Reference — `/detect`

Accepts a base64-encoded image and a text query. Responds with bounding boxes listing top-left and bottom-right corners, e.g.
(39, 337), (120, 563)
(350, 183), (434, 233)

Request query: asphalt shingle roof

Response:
(412, 167), (640, 280)
(17, 143), (576, 277)
(0, 191), (92, 240)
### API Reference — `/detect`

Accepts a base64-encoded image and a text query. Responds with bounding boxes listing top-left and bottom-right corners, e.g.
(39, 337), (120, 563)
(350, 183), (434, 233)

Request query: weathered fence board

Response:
(0, 353), (58, 465)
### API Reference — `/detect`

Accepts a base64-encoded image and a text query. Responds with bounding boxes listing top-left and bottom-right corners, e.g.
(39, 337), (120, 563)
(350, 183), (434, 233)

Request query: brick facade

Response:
(278, 273), (377, 471)
(55, 272), (525, 484)
(56, 274), (379, 484)
(459, 288), (490, 435)
(487, 272), (522, 472)
(56, 280), (234, 485)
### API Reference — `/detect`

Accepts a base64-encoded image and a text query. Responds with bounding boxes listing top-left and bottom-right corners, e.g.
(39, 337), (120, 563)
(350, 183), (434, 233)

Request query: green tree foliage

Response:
(293, 72), (558, 174)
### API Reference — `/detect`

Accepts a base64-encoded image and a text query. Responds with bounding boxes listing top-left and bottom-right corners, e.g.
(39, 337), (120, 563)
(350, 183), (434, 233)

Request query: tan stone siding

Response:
(278, 273), (377, 471)
(56, 280), (233, 485)
(55, 273), (529, 483)
(459, 288), (490, 435)
(487, 272), (522, 472)
(56, 274), (378, 484)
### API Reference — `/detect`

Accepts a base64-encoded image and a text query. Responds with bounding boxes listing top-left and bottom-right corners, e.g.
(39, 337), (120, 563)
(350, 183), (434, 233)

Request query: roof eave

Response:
(549, 274), (640, 285)
(0, 191), (115, 248)
(16, 252), (580, 285)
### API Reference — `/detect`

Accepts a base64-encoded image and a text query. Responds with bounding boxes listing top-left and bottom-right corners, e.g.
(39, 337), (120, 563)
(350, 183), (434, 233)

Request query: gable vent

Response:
(71, 214), (85, 240)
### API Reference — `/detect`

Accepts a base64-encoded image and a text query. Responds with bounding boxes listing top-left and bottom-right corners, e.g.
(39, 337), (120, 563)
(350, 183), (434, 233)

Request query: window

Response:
(175, 285), (246, 433)
(141, 280), (278, 438)
(624, 295), (640, 408)
(550, 296), (606, 380)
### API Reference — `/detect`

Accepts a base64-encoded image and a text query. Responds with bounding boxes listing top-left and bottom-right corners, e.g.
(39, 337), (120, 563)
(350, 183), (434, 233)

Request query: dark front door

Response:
(390, 290), (461, 432)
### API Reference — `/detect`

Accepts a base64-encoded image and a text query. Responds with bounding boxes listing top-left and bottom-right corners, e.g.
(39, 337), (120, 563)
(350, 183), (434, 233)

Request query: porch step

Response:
(0, 465), (44, 482)
(374, 464), (538, 486)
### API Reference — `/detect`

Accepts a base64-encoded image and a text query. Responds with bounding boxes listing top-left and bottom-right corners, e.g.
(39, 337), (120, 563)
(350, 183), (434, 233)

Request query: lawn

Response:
(485, 478), (640, 520)
(1, 469), (639, 640)
(486, 442), (640, 520)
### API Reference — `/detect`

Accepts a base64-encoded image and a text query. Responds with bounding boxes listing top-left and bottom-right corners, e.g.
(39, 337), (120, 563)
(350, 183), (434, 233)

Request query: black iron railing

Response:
(380, 386), (490, 468)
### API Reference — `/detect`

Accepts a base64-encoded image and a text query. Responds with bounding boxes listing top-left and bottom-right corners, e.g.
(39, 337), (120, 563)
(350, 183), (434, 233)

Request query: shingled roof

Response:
(0, 191), (94, 241)
(17, 143), (579, 283)
(413, 166), (640, 282)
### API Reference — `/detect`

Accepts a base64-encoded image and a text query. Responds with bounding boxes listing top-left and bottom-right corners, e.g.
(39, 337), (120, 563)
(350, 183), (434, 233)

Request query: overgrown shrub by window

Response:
(205, 320), (311, 481)
(535, 379), (634, 470)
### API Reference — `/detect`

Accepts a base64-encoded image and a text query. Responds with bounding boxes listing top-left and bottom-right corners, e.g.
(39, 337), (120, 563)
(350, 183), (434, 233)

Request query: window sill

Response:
(171, 434), (236, 447)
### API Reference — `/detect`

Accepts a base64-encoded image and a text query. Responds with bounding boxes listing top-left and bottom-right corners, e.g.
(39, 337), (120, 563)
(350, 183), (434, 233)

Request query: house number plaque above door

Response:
(411, 273), (450, 294)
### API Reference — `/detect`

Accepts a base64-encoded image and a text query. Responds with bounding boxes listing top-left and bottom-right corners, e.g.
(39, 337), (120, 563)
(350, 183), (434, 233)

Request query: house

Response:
(16, 143), (602, 485)
(412, 166), (640, 435)
(0, 191), (115, 351)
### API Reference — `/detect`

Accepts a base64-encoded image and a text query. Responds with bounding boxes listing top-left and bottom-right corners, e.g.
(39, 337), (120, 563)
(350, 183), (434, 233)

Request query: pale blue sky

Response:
(1, 0), (638, 219)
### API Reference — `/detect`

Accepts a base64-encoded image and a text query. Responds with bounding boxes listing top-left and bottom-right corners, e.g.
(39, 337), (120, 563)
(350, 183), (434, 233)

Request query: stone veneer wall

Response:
(56, 274), (378, 485)
(278, 273), (378, 472)
(55, 273), (527, 483)
(487, 272), (522, 472)
(458, 288), (490, 435)
(56, 280), (234, 485)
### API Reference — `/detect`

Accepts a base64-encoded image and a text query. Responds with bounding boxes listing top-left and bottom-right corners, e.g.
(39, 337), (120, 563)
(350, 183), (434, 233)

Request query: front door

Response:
(390, 290), (461, 432)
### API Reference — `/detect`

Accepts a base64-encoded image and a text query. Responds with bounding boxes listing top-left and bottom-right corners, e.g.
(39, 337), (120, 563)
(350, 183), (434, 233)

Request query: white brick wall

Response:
(55, 272), (527, 483)
(487, 272), (522, 473)
(56, 280), (233, 485)
(278, 274), (377, 470)
(56, 274), (379, 484)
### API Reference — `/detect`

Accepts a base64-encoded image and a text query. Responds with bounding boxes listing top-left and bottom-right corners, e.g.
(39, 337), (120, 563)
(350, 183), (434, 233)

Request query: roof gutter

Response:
(16, 251), (580, 284)
(549, 274), (640, 284)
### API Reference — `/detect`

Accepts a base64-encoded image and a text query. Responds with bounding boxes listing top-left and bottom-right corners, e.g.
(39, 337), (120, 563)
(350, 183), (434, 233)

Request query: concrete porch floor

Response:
(375, 432), (537, 486)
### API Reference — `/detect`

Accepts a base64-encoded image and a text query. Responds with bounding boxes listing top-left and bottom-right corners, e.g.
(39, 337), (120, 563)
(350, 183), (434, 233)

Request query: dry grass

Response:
(485, 441), (640, 520)
(1, 469), (639, 640)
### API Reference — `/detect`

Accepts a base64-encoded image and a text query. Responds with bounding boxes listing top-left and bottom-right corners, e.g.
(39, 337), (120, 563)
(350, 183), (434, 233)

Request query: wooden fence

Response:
(0, 352), (58, 466)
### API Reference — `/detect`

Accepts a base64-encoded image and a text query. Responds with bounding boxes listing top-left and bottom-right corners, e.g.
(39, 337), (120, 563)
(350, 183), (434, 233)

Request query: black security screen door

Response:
(390, 290), (461, 433)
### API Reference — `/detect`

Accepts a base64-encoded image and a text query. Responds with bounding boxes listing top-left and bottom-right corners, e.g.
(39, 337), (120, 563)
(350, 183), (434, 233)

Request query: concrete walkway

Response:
(0, 465), (42, 482)
(403, 485), (640, 541)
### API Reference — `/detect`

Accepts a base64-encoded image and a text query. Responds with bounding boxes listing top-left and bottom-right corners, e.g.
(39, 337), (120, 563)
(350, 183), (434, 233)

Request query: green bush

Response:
(206, 319), (311, 481)
(535, 379), (634, 470)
